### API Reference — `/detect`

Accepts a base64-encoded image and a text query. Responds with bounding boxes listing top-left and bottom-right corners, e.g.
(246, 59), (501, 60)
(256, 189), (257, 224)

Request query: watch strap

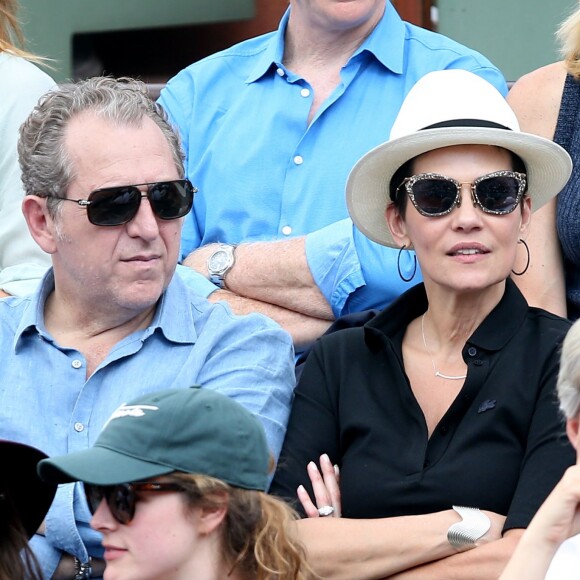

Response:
(447, 506), (491, 548)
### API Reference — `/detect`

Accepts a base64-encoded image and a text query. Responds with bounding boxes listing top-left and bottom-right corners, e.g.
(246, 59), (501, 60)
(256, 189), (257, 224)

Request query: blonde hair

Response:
(170, 472), (317, 580)
(557, 2), (580, 78)
(557, 320), (580, 418)
(0, 0), (48, 63)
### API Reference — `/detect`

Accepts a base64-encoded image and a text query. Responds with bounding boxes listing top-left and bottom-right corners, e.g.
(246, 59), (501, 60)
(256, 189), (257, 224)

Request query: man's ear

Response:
(385, 203), (411, 249)
(22, 195), (58, 254)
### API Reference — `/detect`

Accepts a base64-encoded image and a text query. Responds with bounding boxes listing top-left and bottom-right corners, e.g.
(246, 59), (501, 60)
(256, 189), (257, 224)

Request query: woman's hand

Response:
(524, 464), (580, 545)
(499, 465), (580, 579)
(297, 453), (341, 518)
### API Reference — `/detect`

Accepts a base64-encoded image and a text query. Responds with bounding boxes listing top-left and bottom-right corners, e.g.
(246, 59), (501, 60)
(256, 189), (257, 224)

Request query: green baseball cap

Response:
(38, 387), (270, 491)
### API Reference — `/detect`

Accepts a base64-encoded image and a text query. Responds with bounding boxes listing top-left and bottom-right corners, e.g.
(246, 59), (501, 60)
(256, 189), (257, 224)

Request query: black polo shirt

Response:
(271, 280), (575, 531)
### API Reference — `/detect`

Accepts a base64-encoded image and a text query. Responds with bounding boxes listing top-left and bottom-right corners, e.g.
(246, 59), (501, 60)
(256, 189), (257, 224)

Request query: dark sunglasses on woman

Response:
(84, 481), (185, 524)
(51, 179), (196, 226)
(396, 170), (527, 217)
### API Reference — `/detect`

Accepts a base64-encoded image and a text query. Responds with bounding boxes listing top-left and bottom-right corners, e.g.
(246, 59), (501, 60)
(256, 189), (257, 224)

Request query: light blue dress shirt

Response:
(0, 269), (295, 578)
(158, 2), (507, 317)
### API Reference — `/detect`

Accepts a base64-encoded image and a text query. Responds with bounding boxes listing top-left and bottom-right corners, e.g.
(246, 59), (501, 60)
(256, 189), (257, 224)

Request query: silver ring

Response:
(317, 505), (335, 517)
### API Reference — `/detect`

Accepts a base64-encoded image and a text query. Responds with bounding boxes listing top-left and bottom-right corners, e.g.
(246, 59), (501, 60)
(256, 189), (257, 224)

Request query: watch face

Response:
(208, 250), (229, 272)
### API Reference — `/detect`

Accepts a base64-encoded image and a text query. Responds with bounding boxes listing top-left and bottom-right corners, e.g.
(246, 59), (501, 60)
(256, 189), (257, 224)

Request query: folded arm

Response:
(183, 239), (334, 348)
(386, 528), (522, 580)
(293, 510), (505, 580)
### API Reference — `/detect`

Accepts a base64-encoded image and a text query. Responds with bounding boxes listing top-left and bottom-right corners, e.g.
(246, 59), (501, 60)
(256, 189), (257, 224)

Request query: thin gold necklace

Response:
(421, 314), (467, 381)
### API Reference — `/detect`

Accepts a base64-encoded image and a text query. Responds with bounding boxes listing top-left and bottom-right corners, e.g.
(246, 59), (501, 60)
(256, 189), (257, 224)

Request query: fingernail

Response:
(321, 453), (330, 463)
(297, 485), (305, 493)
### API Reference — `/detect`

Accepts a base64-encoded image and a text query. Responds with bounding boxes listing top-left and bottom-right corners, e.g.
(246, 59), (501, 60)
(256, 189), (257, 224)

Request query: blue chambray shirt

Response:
(0, 269), (295, 578)
(158, 2), (507, 317)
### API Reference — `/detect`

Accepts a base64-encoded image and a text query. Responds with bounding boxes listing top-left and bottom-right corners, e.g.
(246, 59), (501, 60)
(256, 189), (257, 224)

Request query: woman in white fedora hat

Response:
(270, 68), (576, 579)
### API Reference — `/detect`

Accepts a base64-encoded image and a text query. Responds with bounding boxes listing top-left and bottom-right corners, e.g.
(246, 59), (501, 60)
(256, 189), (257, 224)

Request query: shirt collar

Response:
(364, 278), (529, 353)
(14, 268), (54, 350)
(135, 273), (198, 345)
(246, 8), (289, 83)
(14, 269), (198, 350)
(245, 1), (405, 84)
(355, 0), (405, 74)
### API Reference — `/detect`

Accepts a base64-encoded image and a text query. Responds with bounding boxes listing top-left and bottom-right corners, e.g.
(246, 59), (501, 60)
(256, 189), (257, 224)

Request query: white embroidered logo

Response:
(102, 404), (159, 429)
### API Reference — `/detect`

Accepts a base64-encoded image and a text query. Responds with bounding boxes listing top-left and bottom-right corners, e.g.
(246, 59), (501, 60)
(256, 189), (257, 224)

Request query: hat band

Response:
(421, 119), (512, 131)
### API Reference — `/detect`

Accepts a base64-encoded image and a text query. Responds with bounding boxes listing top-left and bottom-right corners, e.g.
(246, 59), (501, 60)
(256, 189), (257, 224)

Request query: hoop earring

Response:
(511, 239), (530, 276)
(397, 244), (417, 282)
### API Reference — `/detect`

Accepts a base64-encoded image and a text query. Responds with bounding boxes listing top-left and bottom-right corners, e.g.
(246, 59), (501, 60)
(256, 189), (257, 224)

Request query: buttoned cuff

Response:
(175, 263), (218, 298)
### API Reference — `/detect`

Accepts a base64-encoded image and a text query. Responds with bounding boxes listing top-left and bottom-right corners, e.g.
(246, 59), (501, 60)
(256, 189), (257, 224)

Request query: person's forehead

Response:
(64, 113), (178, 192)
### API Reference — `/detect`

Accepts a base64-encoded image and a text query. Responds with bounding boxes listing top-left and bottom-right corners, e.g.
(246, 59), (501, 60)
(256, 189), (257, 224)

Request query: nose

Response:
(451, 183), (483, 227)
(126, 195), (160, 240)
(90, 498), (118, 532)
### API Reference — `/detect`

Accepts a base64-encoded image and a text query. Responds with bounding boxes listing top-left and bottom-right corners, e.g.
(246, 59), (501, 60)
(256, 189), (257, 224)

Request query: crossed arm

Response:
(292, 456), (515, 579)
(183, 238), (334, 348)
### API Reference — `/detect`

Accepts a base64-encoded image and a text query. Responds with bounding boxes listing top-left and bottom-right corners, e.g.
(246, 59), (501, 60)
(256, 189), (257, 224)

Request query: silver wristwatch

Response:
(207, 244), (236, 289)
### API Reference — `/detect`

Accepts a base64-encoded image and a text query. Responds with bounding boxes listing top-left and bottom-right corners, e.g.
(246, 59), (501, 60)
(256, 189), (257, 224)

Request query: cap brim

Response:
(0, 441), (56, 538)
(38, 445), (175, 485)
(346, 127), (573, 248)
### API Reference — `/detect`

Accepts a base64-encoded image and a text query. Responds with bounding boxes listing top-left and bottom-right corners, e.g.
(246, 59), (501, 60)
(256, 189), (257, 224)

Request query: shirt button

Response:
(276, 67), (284, 77)
(72, 359), (82, 369)
(282, 225), (292, 236)
(293, 155), (304, 165)
(474, 359), (483, 366)
(467, 347), (477, 357)
(300, 88), (311, 97)
(74, 422), (84, 432)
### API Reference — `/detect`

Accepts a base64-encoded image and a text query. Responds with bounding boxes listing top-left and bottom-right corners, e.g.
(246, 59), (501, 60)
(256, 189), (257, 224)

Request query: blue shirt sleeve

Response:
(306, 219), (423, 316)
(29, 533), (62, 580)
(192, 304), (296, 462)
(175, 263), (217, 298)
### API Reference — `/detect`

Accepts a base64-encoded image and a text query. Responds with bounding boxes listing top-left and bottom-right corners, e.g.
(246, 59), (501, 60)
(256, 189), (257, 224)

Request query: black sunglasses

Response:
(396, 171), (527, 217)
(56, 179), (196, 226)
(84, 481), (185, 524)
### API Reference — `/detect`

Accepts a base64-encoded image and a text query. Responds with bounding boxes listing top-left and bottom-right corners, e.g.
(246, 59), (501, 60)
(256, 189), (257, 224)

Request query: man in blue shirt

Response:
(5, 76), (295, 579)
(158, 0), (507, 351)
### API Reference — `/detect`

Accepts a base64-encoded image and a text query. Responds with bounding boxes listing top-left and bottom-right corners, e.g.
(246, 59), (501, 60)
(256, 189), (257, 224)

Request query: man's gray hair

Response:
(558, 320), (580, 419)
(18, 76), (185, 217)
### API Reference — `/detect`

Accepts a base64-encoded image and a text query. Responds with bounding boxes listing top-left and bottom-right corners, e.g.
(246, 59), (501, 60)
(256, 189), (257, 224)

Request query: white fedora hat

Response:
(346, 69), (572, 248)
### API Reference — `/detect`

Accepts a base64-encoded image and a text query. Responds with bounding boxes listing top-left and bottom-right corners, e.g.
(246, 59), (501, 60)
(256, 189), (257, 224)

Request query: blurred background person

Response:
(499, 317), (580, 579)
(508, 1), (580, 320)
(0, 440), (56, 580)
(0, 0), (54, 297)
(158, 0), (507, 350)
(39, 387), (315, 580)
